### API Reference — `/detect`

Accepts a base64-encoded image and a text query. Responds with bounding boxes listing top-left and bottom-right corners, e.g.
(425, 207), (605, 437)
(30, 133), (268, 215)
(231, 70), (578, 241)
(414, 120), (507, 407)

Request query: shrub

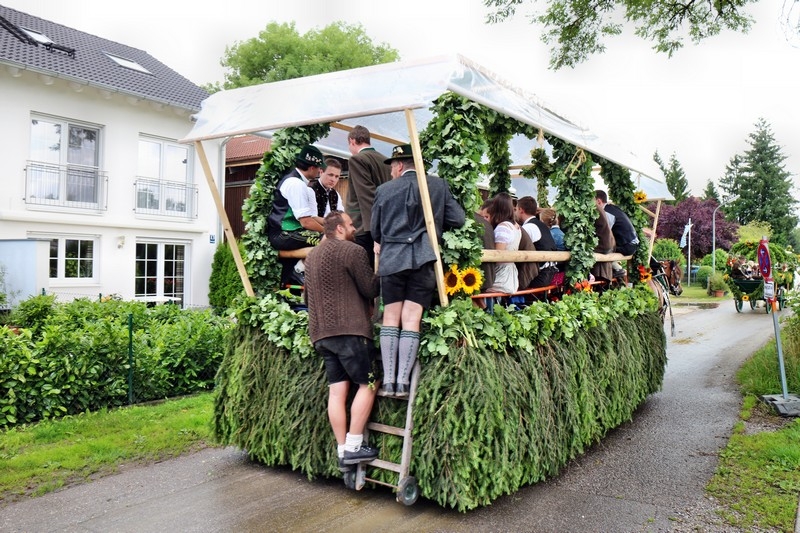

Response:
(695, 265), (713, 288)
(651, 238), (684, 265)
(701, 249), (729, 270)
(209, 241), (246, 314)
(0, 297), (232, 429)
(708, 272), (728, 293)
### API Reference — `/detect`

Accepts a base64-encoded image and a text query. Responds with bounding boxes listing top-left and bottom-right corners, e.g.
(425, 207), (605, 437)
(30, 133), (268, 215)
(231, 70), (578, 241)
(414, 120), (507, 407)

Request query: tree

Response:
(657, 197), (738, 260)
(701, 180), (719, 202)
(214, 22), (399, 89)
(483, 0), (756, 69)
(653, 150), (690, 203)
(723, 118), (797, 245)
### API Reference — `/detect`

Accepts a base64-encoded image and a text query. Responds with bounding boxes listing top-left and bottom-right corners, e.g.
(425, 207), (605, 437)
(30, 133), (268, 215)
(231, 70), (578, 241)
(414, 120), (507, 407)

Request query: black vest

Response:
(524, 217), (558, 251)
(310, 180), (338, 217)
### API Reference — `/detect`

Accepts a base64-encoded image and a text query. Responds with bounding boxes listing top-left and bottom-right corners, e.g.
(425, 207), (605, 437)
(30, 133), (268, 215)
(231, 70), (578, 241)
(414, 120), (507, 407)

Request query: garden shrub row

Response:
(0, 295), (232, 428)
(213, 286), (667, 511)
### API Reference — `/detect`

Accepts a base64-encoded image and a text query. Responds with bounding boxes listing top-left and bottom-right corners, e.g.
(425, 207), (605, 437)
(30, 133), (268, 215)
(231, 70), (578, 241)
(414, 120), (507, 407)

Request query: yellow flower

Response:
(444, 264), (463, 295)
(742, 294), (749, 301)
(459, 267), (483, 295)
(633, 190), (648, 204)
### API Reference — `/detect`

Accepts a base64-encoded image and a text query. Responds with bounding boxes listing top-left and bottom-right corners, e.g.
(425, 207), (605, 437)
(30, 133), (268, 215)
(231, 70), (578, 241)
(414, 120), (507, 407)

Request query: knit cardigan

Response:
(304, 238), (379, 344)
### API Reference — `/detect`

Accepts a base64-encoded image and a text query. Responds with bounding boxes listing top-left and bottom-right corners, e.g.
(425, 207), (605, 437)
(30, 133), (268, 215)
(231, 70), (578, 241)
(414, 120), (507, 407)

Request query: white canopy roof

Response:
(182, 54), (671, 200)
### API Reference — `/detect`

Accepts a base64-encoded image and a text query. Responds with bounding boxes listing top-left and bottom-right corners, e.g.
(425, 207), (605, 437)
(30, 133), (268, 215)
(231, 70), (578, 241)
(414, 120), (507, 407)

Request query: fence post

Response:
(128, 313), (134, 405)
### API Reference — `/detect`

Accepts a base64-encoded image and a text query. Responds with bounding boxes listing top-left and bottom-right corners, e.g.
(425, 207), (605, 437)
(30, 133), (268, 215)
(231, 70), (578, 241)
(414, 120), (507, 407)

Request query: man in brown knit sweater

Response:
(305, 211), (381, 468)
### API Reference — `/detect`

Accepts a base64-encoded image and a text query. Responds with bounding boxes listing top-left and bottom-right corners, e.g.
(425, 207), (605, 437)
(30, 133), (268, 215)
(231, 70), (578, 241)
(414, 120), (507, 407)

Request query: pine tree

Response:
(701, 180), (719, 202)
(725, 118), (797, 245)
(653, 151), (690, 203)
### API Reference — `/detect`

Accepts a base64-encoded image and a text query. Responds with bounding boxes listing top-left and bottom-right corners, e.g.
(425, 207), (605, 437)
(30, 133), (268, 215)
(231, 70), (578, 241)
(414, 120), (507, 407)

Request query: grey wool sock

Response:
(380, 326), (400, 385)
(397, 330), (420, 385)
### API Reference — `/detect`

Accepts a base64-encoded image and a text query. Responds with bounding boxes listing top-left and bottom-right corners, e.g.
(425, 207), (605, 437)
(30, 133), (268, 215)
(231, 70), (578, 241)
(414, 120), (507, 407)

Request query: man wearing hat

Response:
(268, 145), (327, 285)
(371, 144), (465, 397)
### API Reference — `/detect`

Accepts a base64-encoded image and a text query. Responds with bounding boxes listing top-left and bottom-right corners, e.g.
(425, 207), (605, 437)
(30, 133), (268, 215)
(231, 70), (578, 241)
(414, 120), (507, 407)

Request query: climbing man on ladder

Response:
(305, 211), (381, 469)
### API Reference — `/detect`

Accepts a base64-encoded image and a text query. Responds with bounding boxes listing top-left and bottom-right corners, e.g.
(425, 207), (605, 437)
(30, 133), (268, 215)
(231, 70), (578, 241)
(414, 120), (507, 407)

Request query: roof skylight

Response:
(21, 27), (52, 45)
(104, 52), (151, 74)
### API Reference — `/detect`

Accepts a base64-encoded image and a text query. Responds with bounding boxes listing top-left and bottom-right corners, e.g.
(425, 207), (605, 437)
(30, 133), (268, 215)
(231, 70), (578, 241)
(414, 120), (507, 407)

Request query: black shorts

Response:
(315, 335), (377, 385)
(381, 263), (436, 308)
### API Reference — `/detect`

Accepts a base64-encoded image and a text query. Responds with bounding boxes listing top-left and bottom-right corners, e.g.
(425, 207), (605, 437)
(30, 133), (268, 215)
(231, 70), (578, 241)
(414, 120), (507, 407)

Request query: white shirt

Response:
(521, 216), (542, 243)
(280, 169), (315, 220)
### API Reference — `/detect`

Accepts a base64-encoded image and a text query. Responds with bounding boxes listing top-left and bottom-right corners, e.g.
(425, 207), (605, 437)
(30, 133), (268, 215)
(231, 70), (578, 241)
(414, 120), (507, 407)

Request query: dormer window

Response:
(104, 52), (151, 74)
(21, 27), (52, 45)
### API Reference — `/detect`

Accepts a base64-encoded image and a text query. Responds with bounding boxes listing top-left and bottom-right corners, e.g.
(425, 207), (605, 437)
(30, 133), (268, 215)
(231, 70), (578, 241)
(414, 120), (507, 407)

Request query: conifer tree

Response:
(653, 151), (690, 203)
(724, 118), (797, 245)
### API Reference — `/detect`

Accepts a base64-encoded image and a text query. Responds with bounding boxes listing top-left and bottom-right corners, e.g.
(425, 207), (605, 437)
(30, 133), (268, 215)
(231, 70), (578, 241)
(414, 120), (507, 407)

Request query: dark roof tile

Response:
(0, 5), (208, 110)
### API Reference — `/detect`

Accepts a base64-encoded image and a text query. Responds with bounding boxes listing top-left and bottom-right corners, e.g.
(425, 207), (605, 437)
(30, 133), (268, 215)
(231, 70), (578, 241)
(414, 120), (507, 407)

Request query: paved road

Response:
(0, 301), (784, 532)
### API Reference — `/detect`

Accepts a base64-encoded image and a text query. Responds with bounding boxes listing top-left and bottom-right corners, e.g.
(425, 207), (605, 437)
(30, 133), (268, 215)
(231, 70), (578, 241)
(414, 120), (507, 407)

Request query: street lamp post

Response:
(711, 195), (739, 287)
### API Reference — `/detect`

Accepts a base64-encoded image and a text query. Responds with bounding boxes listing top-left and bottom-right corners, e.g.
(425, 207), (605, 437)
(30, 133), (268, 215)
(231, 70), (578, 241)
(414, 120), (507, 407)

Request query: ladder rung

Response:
(366, 458), (401, 473)
(367, 422), (407, 436)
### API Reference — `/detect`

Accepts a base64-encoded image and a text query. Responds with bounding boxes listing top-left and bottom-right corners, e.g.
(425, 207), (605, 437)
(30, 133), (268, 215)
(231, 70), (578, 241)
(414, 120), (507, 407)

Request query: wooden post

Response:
(404, 109), (448, 307)
(647, 200), (662, 259)
(195, 141), (255, 297)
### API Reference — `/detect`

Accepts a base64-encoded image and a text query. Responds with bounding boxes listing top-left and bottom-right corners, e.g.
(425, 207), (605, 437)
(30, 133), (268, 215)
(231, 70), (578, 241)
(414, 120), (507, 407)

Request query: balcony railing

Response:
(134, 177), (198, 218)
(25, 161), (108, 210)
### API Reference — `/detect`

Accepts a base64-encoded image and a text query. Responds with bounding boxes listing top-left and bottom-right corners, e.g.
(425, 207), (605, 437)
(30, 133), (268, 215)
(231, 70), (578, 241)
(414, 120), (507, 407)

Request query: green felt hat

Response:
(296, 145), (326, 169)
(383, 144), (415, 164)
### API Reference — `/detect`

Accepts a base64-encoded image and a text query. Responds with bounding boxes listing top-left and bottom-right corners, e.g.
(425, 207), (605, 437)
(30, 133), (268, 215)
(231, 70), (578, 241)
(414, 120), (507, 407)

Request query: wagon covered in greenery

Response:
(181, 56), (671, 511)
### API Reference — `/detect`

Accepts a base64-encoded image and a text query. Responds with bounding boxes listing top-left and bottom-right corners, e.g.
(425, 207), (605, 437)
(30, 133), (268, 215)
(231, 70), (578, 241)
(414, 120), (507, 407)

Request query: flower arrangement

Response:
(574, 280), (592, 293)
(638, 265), (652, 283)
(444, 264), (484, 296)
(633, 190), (648, 204)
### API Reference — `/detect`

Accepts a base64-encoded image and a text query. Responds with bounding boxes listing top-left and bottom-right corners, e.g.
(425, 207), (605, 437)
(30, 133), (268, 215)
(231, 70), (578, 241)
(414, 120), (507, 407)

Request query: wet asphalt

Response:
(0, 301), (790, 532)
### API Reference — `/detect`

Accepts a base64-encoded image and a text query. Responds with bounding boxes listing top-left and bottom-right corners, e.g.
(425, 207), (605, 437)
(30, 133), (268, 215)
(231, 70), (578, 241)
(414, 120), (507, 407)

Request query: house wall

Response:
(0, 70), (218, 307)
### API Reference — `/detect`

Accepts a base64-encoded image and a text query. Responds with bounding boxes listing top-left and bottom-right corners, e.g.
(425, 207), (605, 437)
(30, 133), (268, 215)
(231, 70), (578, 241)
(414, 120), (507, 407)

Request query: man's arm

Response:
(283, 177), (323, 232)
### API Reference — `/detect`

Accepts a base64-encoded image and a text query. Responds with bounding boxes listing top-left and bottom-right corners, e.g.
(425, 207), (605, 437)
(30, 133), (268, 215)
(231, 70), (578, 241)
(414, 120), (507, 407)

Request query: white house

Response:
(0, 6), (220, 308)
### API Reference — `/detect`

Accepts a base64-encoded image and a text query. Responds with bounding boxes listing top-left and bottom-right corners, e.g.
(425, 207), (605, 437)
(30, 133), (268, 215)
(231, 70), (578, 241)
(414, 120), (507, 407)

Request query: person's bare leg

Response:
(328, 381), (349, 445)
(348, 383), (377, 435)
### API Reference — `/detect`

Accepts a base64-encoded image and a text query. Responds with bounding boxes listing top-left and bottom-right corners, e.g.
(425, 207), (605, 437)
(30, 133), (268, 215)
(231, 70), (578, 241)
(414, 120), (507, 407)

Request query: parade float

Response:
(180, 56), (672, 511)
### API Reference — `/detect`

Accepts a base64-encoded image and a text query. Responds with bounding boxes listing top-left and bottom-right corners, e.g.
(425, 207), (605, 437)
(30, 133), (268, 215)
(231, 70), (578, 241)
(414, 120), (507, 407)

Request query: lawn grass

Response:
(706, 324), (800, 532)
(671, 282), (726, 303)
(708, 405), (800, 531)
(0, 393), (215, 501)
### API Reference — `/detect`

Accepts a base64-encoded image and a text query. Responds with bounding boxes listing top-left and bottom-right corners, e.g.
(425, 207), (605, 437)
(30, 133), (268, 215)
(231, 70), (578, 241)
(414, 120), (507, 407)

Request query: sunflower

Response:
(633, 190), (648, 204)
(459, 266), (483, 295)
(444, 264), (463, 295)
(742, 294), (750, 301)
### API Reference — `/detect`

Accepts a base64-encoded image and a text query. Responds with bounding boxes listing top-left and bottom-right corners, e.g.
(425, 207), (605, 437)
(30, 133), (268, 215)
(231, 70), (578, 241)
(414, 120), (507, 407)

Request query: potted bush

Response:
(708, 272), (728, 297)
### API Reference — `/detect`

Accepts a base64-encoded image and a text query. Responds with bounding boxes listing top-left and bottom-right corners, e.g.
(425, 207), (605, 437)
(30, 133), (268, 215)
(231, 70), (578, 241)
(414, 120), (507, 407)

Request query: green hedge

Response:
(0, 296), (232, 428)
(213, 287), (666, 511)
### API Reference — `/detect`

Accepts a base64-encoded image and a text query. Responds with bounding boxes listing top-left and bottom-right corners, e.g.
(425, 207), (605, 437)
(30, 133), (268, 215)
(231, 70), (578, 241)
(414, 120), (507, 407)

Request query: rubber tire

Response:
(735, 299), (743, 313)
(343, 470), (356, 490)
(749, 299), (757, 310)
(396, 476), (419, 506)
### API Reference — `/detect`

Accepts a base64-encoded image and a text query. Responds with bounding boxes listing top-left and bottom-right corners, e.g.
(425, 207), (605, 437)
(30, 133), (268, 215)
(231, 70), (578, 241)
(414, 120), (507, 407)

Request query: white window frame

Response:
(32, 233), (100, 285)
(135, 136), (196, 218)
(135, 240), (189, 306)
(28, 114), (104, 209)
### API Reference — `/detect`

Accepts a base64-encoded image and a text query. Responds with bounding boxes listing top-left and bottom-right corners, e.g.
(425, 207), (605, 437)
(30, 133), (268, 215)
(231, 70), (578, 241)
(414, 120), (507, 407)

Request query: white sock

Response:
(337, 444), (345, 458)
(345, 433), (362, 452)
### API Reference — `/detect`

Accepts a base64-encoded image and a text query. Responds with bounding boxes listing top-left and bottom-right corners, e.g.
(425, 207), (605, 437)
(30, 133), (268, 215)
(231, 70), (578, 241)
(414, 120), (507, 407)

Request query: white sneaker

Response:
(294, 259), (305, 274)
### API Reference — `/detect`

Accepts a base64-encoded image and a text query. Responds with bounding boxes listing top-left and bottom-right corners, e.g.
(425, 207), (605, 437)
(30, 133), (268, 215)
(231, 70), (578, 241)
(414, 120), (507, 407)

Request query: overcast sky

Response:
(7, 0), (800, 195)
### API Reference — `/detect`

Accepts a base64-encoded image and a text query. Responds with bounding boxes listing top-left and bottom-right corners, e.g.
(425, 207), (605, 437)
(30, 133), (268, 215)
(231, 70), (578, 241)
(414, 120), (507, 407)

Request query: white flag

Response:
(679, 223), (691, 248)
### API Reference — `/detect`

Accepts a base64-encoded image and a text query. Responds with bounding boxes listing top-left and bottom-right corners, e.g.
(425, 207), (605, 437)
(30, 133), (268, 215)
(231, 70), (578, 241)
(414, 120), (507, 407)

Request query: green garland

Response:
(548, 137), (596, 285)
(241, 124), (330, 294)
(520, 146), (553, 207)
(419, 93), (486, 270)
(596, 157), (648, 273)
